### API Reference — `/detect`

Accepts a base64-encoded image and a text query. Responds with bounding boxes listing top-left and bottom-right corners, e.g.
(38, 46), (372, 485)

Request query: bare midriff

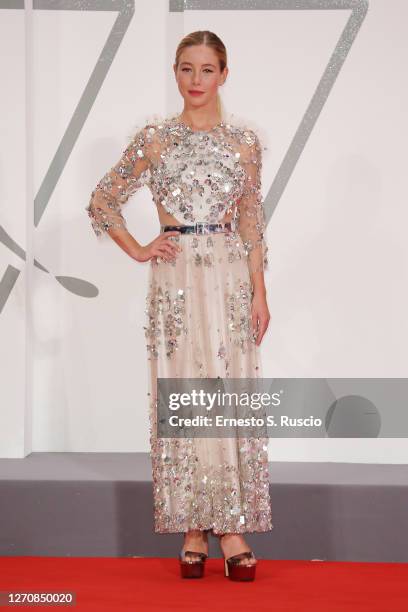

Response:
(156, 201), (234, 227)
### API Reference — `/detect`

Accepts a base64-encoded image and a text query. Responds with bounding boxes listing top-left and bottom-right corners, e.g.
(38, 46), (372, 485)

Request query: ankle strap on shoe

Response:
(179, 550), (208, 563)
(227, 551), (256, 564)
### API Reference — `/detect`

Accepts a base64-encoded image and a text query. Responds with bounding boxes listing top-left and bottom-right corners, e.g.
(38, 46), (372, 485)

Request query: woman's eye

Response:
(181, 68), (214, 73)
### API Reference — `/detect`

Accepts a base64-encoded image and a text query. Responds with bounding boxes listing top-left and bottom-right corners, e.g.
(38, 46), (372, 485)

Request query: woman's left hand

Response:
(251, 290), (270, 346)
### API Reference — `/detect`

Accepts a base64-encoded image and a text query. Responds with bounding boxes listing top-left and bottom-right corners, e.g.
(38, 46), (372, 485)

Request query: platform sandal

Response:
(179, 549), (208, 578)
(179, 529), (211, 578)
(219, 534), (257, 582)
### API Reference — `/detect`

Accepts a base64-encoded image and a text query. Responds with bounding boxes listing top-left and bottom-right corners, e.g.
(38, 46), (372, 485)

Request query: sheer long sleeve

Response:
(236, 131), (269, 276)
(85, 126), (151, 238)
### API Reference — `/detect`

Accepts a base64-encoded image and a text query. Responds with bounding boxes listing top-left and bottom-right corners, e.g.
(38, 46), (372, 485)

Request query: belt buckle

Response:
(195, 221), (209, 235)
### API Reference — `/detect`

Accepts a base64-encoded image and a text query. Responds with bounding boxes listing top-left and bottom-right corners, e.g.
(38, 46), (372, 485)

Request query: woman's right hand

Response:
(134, 230), (182, 263)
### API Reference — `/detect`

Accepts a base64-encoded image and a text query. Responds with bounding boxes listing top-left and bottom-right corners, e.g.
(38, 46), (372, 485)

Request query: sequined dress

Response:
(86, 113), (273, 534)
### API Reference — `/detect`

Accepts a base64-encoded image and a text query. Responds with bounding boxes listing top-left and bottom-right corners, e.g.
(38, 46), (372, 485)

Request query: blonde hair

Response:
(174, 30), (227, 119)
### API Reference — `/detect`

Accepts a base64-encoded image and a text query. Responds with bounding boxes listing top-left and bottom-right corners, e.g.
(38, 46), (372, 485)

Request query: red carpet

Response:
(0, 557), (407, 611)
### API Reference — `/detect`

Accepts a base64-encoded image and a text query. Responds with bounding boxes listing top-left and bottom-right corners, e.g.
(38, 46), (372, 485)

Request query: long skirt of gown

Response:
(144, 229), (273, 535)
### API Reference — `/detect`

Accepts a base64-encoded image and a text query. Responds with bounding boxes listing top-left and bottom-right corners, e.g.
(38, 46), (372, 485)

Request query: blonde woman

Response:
(86, 30), (272, 581)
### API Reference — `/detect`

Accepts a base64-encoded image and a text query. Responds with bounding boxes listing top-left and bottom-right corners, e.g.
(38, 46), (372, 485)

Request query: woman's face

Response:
(174, 44), (227, 108)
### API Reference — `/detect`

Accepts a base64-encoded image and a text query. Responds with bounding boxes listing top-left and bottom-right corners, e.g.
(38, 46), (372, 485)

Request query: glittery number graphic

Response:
(0, 0), (135, 309)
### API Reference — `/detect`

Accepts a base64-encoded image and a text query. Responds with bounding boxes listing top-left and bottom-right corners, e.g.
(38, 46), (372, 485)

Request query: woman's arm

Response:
(236, 130), (270, 344)
(85, 126), (151, 260)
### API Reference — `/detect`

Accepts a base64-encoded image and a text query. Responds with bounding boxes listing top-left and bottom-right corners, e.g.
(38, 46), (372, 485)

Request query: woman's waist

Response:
(160, 220), (236, 235)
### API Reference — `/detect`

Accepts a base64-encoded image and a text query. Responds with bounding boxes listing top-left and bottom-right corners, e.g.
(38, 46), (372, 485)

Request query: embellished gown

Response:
(86, 112), (273, 534)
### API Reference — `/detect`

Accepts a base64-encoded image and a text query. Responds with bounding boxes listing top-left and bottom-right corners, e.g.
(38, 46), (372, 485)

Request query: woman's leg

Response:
(218, 533), (257, 566)
(182, 529), (210, 562)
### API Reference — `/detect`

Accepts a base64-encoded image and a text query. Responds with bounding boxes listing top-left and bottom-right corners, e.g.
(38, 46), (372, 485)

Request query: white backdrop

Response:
(1, 0), (407, 461)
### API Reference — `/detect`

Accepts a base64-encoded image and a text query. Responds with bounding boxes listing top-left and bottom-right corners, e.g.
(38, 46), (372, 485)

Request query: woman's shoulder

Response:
(125, 113), (173, 143)
(222, 112), (268, 155)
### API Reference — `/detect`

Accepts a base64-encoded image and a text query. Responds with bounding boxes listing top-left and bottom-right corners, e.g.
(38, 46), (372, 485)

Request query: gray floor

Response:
(1, 453), (407, 561)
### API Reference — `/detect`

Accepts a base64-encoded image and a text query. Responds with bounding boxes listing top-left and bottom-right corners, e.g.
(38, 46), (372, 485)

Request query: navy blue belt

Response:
(160, 221), (235, 235)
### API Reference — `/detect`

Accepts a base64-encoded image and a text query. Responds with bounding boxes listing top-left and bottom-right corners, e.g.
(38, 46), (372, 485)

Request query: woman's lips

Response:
(188, 90), (204, 96)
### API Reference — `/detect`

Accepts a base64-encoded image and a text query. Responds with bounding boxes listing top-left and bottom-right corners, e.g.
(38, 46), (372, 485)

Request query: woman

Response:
(86, 30), (273, 581)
